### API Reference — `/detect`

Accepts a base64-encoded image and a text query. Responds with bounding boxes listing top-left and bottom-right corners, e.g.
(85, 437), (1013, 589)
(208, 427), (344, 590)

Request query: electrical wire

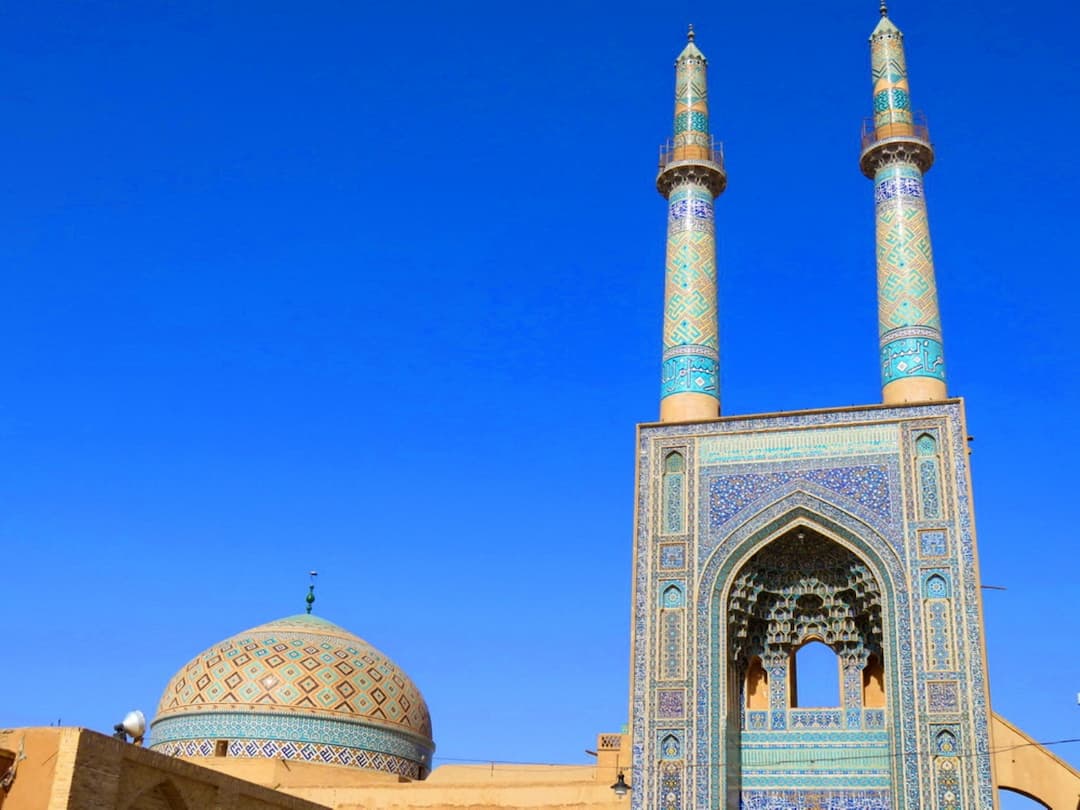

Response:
(429, 736), (1080, 772)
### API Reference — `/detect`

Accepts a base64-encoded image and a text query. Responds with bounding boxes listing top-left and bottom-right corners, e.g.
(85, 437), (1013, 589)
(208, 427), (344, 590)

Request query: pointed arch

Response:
(660, 733), (681, 760)
(745, 655), (768, 710)
(662, 583), (684, 608)
(665, 451), (686, 473)
(702, 492), (904, 613)
(914, 431), (943, 519)
(915, 432), (937, 456)
(124, 779), (188, 810)
(934, 728), (958, 755)
(924, 572), (950, 599)
(863, 652), (885, 707)
(661, 451), (686, 534)
(696, 489), (913, 808)
(992, 713), (1080, 810)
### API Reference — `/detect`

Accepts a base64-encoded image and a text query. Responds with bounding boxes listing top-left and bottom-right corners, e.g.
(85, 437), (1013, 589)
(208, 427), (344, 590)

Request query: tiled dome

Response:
(150, 613), (434, 779)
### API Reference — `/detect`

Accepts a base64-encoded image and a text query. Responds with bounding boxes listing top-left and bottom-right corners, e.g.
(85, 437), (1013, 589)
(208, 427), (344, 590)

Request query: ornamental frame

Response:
(629, 402), (996, 810)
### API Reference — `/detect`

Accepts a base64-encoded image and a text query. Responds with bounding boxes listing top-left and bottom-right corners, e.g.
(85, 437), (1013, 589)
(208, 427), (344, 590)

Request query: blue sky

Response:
(2, 0), (1077, 801)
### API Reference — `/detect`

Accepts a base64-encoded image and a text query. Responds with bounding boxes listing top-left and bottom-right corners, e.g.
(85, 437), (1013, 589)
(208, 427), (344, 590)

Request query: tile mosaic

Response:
(151, 613), (433, 778)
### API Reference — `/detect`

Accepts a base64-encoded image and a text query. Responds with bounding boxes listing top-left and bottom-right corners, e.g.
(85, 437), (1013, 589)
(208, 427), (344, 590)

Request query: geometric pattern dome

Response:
(150, 614), (435, 779)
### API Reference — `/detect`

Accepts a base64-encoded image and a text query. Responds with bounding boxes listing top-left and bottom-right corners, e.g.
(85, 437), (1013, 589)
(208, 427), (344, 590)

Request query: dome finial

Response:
(880, 0), (888, 16)
(305, 570), (318, 614)
(687, 23), (695, 42)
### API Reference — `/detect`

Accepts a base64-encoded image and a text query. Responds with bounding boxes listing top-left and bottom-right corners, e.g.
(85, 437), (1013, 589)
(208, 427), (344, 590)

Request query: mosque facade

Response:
(2, 6), (1080, 810)
(629, 8), (996, 808)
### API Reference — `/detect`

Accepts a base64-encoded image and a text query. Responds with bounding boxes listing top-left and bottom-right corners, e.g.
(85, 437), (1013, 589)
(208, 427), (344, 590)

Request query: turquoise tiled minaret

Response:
(860, 2), (947, 404)
(657, 26), (727, 423)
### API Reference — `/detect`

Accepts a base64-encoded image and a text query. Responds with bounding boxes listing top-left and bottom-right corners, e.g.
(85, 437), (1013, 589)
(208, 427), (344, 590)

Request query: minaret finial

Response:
(687, 23), (695, 42)
(305, 570), (317, 614)
(880, 0), (888, 16)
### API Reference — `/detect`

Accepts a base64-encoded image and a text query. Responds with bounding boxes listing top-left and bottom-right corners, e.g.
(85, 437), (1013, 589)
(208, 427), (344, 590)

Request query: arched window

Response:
(661, 452), (685, 534)
(924, 573), (950, 599)
(863, 653), (885, 707)
(791, 640), (841, 707)
(660, 733), (681, 760)
(662, 584), (684, 608)
(934, 729), (958, 756)
(659, 581), (685, 678)
(916, 433), (942, 519)
(746, 656), (769, 710)
(933, 729), (961, 803)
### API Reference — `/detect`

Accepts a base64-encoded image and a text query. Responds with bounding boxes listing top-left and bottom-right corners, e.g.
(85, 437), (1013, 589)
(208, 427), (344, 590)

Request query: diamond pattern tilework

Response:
(871, 21), (912, 129)
(664, 225), (717, 349)
(155, 613), (430, 740)
(874, 159), (946, 388)
(661, 39), (721, 408)
(662, 176), (718, 405)
(875, 166), (940, 333)
(673, 54), (708, 138)
(151, 613), (434, 777)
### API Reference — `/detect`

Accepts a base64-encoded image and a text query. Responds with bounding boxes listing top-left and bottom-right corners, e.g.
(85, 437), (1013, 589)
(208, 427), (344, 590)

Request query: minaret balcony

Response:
(859, 112), (934, 177)
(658, 137), (725, 171)
(657, 138), (727, 197)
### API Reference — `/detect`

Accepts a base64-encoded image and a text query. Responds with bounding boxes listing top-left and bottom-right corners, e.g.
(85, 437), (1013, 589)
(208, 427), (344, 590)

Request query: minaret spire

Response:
(860, 7), (947, 404)
(656, 28), (726, 422)
(305, 570), (317, 614)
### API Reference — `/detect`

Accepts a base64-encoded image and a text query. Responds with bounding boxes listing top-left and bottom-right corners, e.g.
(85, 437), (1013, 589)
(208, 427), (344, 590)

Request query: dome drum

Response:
(152, 711), (432, 777)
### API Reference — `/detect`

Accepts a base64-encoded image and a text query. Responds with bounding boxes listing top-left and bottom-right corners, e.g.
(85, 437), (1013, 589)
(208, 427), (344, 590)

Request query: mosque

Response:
(2, 5), (1079, 810)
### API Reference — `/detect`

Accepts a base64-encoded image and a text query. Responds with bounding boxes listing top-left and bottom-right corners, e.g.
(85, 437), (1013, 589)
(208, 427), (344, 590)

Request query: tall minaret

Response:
(860, 3), (947, 404)
(657, 26), (727, 422)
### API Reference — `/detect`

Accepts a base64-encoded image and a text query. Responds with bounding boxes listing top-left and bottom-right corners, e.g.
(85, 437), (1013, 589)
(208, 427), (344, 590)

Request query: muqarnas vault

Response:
(629, 9), (994, 810)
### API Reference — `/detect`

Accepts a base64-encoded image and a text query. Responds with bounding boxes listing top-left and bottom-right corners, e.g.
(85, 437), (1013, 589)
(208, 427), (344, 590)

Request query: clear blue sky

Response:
(2, 0), (1077, 802)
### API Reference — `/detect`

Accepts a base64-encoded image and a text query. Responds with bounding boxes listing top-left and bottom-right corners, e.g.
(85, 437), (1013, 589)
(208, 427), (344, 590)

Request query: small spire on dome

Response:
(305, 570), (318, 614)
(880, 0), (888, 16)
(687, 23), (695, 42)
